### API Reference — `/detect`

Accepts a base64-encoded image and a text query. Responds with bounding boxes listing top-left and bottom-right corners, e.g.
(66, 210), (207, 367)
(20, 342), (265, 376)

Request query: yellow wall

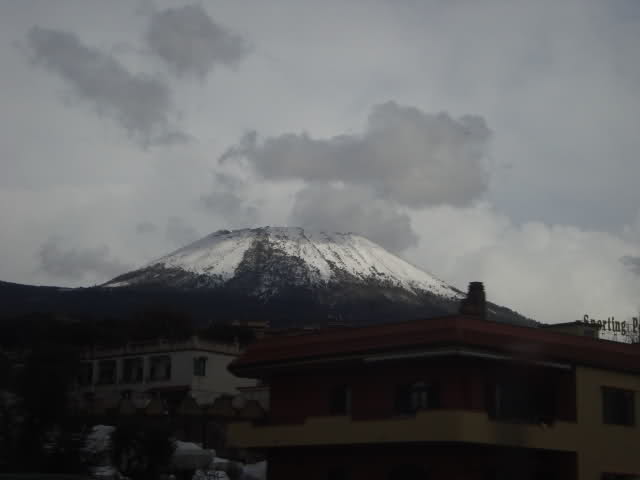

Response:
(229, 410), (579, 449)
(228, 365), (640, 479)
(575, 366), (640, 480)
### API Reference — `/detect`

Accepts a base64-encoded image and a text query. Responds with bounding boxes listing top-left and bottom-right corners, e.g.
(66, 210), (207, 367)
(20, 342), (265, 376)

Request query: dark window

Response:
(388, 465), (427, 480)
(97, 360), (116, 385)
(149, 355), (171, 381)
(488, 380), (554, 423)
(193, 356), (207, 376)
(328, 467), (349, 480)
(329, 385), (351, 415)
(78, 362), (93, 386)
(484, 467), (551, 480)
(395, 381), (440, 414)
(602, 387), (635, 426)
(602, 474), (640, 480)
(122, 357), (144, 383)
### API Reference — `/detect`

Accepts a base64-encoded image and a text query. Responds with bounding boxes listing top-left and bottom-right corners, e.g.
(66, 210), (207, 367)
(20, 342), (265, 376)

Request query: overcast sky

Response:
(1, 0), (639, 324)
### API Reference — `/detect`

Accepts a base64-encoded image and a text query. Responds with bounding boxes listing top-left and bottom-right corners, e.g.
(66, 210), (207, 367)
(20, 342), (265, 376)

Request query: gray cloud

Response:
(290, 183), (418, 252)
(147, 4), (249, 78)
(406, 205), (640, 324)
(165, 216), (199, 247)
(622, 256), (640, 275)
(222, 102), (491, 207)
(152, 130), (193, 146)
(38, 237), (129, 281)
(199, 173), (258, 227)
(135, 221), (158, 235)
(26, 26), (184, 146)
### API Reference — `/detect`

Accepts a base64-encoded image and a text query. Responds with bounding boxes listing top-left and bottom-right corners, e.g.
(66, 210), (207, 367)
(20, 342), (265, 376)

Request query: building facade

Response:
(227, 287), (640, 480)
(73, 335), (255, 413)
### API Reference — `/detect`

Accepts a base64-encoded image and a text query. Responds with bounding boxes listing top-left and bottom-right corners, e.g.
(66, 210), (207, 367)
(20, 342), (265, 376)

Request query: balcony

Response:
(228, 410), (578, 451)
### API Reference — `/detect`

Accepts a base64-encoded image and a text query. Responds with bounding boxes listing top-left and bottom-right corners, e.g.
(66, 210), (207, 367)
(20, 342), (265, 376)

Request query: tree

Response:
(11, 346), (80, 470)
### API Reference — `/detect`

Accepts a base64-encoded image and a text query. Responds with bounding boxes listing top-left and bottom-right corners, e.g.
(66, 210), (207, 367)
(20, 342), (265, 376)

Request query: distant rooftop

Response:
(83, 335), (242, 359)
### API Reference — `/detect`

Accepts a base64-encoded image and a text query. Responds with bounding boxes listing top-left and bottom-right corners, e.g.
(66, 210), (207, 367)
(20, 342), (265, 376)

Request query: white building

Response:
(74, 336), (255, 411)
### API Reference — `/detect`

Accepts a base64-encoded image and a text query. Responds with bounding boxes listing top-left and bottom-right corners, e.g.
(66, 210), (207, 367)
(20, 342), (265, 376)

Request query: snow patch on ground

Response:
(192, 458), (266, 480)
(84, 425), (118, 479)
(85, 424), (114, 455)
(82, 425), (262, 480)
(172, 440), (215, 471)
(243, 460), (267, 479)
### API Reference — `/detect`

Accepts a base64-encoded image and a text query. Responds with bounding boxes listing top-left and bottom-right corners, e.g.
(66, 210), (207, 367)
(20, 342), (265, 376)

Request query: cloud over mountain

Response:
(622, 256), (640, 275)
(222, 102), (491, 208)
(147, 4), (249, 78)
(165, 216), (200, 247)
(135, 221), (158, 235)
(199, 173), (259, 228)
(26, 26), (185, 146)
(290, 183), (418, 252)
(38, 237), (129, 281)
(406, 205), (640, 324)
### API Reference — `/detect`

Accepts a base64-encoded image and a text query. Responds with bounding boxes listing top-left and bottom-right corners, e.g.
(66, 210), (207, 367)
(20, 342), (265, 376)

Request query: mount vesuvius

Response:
(1, 227), (533, 327)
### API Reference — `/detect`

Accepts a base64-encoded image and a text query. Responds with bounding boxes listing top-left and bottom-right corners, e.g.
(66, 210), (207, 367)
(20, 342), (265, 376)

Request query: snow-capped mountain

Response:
(100, 227), (532, 327)
(1, 227), (532, 327)
(104, 227), (462, 301)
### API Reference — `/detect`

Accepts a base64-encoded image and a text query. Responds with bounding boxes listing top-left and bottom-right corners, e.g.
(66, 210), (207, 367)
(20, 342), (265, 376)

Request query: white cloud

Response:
(406, 204), (640, 323)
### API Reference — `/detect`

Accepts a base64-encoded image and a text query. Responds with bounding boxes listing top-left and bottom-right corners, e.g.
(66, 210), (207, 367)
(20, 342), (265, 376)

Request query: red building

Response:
(228, 283), (640, 480)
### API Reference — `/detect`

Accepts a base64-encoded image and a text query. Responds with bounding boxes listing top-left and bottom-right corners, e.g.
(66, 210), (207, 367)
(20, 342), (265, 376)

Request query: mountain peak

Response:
(104, 226), (461, 300)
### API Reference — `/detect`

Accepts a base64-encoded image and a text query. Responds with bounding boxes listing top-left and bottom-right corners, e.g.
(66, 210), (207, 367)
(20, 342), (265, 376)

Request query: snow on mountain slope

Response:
(153, 228), (256, 281)
(105, 227), (462, 299)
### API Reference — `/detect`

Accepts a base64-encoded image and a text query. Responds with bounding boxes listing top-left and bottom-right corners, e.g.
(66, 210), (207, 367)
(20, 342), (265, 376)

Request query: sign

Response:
(582, 314), (640, 337)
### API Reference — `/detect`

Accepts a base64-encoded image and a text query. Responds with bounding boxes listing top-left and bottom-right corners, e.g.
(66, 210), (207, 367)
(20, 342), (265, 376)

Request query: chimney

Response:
(459, 281), (487, 320)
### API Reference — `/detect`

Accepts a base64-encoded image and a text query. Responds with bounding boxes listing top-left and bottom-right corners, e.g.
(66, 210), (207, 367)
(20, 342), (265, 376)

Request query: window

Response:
(602, 474), (640, 480)
(602, 387), (634, 426)
(122, 357), (144, 383)
(395, 381), (440, 414)
(388, 465), (427, 480)
(97, 360), (116, 385)
(193, 356), (207, 376)
(484, 467), (549, 480)
(488, 380), (554, 423)
(78, 362), (93, 386)
(329, 385), (351, 415)
(328, 467), (349, 480)
(149, 355), (171, 381)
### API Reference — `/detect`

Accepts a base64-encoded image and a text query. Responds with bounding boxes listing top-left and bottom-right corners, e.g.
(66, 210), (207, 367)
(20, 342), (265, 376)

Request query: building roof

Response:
(80, 335), (242, 359)
(229, 315), (640, 377)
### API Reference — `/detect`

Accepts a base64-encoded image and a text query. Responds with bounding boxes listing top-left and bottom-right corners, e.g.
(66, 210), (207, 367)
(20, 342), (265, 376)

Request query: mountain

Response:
(0, 227), (534, 327)
(102, 227), (531, 327)
(105, 227), (460, 298)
